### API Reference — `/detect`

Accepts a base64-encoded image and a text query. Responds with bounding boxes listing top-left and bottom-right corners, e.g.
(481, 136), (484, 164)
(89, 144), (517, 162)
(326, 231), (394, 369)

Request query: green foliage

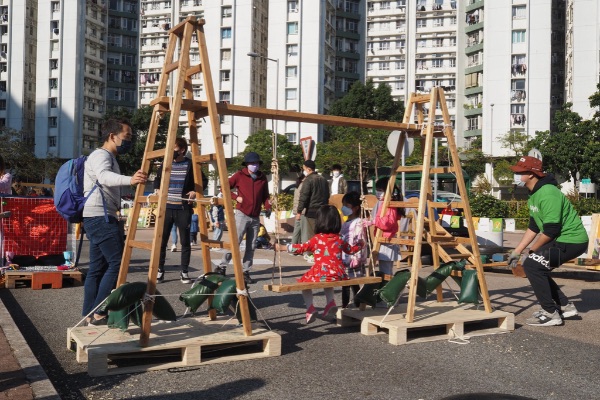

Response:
(0, 128), (63, 183)
(506, 200), (530, 230)
(468, 194), (510, 218)
(530, 103), (600, 185)
(228, 130), (304, 175)
(498, 130), (532, 156)
(493, 159), (515, 186)
(569, 197), (600, 216)
(104, 106), (184, 176)
(274, 193), (294, 211)
(460, 148), (488, 181)
(320, 79), (404, 179)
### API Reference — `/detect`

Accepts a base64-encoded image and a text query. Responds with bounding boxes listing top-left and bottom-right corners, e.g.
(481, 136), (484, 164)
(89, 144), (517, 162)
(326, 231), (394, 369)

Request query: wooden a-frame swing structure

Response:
(116, 17), (491, 348)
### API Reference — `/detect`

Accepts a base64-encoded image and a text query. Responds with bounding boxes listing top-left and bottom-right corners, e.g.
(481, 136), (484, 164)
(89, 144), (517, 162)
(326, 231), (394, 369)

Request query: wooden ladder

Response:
(371, 87), (492, 323)
(115, 17), (252, 346)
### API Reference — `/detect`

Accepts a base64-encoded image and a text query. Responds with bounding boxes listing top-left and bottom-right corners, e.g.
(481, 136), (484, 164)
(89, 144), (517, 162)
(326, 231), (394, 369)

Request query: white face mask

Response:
(513, 173), (526, 187)
(332, 171), (340, 178)
(302, 170), (309, 177)
(248, 164), (259, 173)
(376, 190), (385, 200)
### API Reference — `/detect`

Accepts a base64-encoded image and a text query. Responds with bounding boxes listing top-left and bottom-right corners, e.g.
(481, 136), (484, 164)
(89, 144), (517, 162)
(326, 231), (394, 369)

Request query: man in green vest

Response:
(508, 156), (588, 326)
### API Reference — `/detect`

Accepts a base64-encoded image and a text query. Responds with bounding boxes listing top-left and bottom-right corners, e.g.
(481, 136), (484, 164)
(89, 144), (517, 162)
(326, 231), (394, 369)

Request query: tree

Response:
(459, 136), (489, 180)
(498, 130), (531, 157)
(228, 130), (304, 175)
(530, 103), (600, 185)
(104, 106), (183, 176)
(320, 79), (404, 178)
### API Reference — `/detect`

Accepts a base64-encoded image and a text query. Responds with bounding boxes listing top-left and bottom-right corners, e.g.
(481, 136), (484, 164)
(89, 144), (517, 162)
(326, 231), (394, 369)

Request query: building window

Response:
(221, 49), (231, 61)
(379, 41), (390, 51)
(0, 99), (5, 110)
(48, 136), (57, 147)
(416, 19), (426, 28)
(467, 116), (479, 131)
(287, 44), (298, 57)
(512, 6), (526, 19)
(286, 88), (297, 100)
(286, 66), (297, 78)
(379, 62), (389, 70)
(49, 117), (58, 127)
(512, 30), (526, 43)
(287, 22), (298, 35)
(395, 60), (405, 70)
(50, 98), (57, 108)
(511, 104), (525, 114)
(222, 7), (232, 18)
(51, 1), (60, 12)
(511, 79), (525, 90)
(221, 28), (231, 39)
(220, 70), (230, 81)
(286, 133), (296, 142)
(288, 0), (298, 13)
(50, 59), (58, 70)
(432, 18), (443, 27)
(219, 92), (230, 102)
(432, 59), (443, 68)
(49, 79), (58, 89)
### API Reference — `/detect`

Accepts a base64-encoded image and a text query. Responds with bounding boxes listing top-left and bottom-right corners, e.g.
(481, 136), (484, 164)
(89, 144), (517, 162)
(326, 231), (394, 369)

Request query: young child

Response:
(256, 223), (272, 249)
(211, 187), (225, 242)
(365, 177), (404, 276)
(287, 205), (364, 323)
(190, 211), (199, 245)
(340, 191), (368, 308)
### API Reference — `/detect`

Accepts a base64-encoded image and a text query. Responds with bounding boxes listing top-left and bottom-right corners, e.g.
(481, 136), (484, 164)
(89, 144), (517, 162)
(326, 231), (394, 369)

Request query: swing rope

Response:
(270, 136), (283, 286)
(358, 142), (376, 277)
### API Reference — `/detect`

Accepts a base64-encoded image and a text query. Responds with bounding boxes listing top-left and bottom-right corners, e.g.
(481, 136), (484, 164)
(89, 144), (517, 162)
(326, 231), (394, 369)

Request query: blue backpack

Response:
(53, 156), (99, 223)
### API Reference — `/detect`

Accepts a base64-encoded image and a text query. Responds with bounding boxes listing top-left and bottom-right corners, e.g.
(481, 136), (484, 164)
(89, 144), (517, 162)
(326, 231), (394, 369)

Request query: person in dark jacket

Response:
(154, 137), (205, 284)
(296, 160), (330, 245)
(507, 156), (588, 326)
(215, 152), (271, 284)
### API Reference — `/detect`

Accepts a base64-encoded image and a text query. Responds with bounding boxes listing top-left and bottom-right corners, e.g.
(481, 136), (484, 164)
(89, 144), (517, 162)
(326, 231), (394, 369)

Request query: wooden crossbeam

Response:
(263, 277), (382, 293)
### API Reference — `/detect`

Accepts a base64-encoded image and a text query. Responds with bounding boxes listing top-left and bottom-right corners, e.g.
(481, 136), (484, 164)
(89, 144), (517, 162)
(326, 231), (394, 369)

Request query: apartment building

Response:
(0, 0), (37, 143)
(365, 0), (458, 128)
(35, 0), (108, 158)
(565, 0), (600, 119)
(106, 0), (139, 113)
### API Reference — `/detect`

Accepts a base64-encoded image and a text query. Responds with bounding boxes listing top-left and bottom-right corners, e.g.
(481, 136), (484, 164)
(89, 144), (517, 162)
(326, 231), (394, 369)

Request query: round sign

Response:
(387, 131), (414, 158)
(528, 148), (542, 161)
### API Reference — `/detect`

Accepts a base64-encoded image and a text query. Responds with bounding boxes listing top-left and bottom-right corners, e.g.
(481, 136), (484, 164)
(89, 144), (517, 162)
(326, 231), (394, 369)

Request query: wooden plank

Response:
(360, 301), (514, 345)
(336, 307), (393, 328)
(4, 271), (83, 289)
(127, 240), (154, 251)
(263, 276), (382, 293)
(67, 316), (281, 376)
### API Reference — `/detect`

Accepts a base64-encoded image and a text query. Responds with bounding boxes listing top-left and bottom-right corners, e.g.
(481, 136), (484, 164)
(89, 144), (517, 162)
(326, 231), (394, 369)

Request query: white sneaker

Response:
(526, 309), (562, 326)
(180, 272), (191, 284)
(561, 302), (579, 318)
(171, 244), (177, 252)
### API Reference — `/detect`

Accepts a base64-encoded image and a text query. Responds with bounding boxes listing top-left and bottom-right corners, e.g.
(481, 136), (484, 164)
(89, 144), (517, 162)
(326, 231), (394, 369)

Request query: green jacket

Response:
(528, 176), (588, 244)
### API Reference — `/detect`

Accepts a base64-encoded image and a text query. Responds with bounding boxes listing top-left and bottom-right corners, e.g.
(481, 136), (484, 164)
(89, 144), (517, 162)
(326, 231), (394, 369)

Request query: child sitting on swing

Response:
(286, 204), (364, 323)
(340, 191), (368, 308)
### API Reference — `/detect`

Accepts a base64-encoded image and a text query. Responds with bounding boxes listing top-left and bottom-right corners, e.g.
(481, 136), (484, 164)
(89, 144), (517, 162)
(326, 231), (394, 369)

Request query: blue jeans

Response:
(212, 220), (224, 241)
(82, 216), (124, 317)
(219, 211), (259, 272)
(170, 224), (178, 246)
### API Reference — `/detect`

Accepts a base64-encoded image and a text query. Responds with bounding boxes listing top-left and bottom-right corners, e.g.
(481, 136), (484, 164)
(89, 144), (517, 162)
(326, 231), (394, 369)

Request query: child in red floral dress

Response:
(287, 205), (364, 323)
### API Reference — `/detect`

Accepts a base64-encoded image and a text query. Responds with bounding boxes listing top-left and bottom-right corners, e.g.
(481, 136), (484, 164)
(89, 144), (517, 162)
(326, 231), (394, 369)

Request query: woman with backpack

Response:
(82, 119), (147, 325)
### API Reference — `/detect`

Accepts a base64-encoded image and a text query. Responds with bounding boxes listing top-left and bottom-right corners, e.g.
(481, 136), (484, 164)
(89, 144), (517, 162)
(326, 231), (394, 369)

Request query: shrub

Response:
(468, 194), (510, 218)
(271, 193), (294, 212)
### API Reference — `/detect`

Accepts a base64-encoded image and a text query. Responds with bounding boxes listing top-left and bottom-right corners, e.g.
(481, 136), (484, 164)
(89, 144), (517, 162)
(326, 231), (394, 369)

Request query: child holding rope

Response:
(340, 191), (367, 308)
(364, 177), (405, 276)
(286, 205), (364, 323)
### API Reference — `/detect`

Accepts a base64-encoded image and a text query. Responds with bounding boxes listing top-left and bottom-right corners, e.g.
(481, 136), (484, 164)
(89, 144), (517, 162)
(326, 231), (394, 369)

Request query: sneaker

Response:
(526, 309), (562, 326)
(561, 302), (579, 318)
(304, 254), (314, 264)
(305, 304), (316, 324)
(157, 270), (164, 283)
(180, 272), (191, 284)
(243, 271), (255, 285)
(214, 265), (226, 276)
(171, 244), (177, 252)
(322, 300), (337, 318)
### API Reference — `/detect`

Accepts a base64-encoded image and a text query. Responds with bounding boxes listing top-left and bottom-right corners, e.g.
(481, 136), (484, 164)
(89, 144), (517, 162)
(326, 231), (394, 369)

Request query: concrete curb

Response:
(0, 298), (61, 400)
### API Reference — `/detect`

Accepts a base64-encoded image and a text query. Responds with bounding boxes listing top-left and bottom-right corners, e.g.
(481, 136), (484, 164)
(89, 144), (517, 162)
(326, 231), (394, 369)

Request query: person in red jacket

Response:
(215, 152), (271, 284)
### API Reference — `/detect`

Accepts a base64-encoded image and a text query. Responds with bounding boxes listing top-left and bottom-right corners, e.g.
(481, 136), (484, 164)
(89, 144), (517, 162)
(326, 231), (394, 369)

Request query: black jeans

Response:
(524, 240), (588, 313)
(159, 207), (192, 273)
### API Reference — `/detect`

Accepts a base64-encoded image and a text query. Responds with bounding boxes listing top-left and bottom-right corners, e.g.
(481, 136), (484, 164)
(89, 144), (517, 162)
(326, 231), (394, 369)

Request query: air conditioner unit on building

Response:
(53, 28), (59, 34)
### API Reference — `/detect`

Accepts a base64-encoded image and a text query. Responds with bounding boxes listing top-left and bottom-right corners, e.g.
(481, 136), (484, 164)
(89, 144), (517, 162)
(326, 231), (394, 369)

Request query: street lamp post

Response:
(247, 51), (280, 160)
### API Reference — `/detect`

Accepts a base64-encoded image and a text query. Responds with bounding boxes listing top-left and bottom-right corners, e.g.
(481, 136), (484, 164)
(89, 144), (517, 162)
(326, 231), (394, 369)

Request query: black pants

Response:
(159, 207), (192, 273)
(524, 240), (588, 313)
(342, 285), (360, 308)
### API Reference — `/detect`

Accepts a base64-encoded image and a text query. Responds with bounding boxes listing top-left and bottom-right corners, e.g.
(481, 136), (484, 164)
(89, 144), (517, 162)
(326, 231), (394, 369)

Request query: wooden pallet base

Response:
(3, 270), (83, 289)
(338, 301), (514, 345)
(67, 316), (281, 376)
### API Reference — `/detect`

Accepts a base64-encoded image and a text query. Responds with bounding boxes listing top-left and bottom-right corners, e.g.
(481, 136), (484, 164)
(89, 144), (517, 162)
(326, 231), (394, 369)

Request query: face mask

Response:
(513, 173), (526, 187)
(248, 164), (259, 173)
(302, 170), (309, 177)
(376, 190), (385, 200)
(333, 171), (340, 178)
(116, 139), (132, 155)
(341, 205), (353, 216)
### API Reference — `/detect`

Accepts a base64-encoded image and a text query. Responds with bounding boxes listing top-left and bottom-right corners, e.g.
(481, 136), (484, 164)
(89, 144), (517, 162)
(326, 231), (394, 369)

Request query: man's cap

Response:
(303, 160), (316, 170)
(242, 152), (263, 166)
(510, 156), (546, 177)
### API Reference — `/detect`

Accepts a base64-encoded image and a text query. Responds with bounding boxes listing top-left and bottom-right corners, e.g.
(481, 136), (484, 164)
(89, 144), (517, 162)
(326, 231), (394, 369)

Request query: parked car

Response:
(403, 190), (468, 237)
(282, 184), (297, 196)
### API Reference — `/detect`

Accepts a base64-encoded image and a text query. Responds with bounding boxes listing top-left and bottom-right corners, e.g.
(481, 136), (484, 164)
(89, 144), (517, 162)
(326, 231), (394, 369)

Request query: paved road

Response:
(1, 230), (599, 400)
